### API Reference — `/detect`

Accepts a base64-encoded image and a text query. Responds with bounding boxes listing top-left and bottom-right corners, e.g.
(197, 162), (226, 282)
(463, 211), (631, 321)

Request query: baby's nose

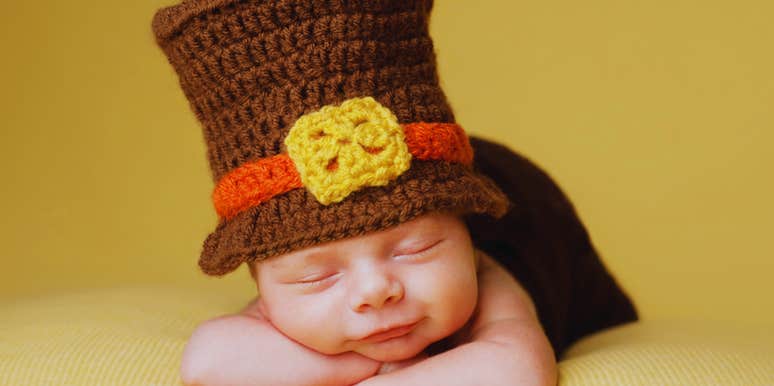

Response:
(349, 268), (404, 312)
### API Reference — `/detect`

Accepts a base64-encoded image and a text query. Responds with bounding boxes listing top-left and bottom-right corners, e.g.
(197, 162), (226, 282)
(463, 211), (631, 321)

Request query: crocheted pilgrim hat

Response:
(152, 0), (511, 276)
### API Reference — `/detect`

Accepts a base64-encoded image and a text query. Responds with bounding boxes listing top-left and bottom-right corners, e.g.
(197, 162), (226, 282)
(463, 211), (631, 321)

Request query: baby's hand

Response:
(376, 352), (428, 375)
(180, 297), (381, 386)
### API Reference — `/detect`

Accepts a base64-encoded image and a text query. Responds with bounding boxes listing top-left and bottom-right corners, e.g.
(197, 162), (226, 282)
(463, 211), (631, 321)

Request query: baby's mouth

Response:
(359, 321), (421, 344)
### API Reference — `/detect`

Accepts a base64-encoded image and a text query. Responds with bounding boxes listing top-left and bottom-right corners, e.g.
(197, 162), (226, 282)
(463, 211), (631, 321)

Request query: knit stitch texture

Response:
(152, 0), (510, 275)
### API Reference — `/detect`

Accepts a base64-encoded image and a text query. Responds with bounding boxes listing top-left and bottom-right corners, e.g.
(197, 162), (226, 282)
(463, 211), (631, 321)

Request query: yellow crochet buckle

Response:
(284, 97), (412, 205)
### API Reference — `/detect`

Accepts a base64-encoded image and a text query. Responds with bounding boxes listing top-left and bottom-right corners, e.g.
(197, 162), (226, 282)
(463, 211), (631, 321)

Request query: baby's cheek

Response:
(410, 265), (478, 331)
(269, 293), (348, 354)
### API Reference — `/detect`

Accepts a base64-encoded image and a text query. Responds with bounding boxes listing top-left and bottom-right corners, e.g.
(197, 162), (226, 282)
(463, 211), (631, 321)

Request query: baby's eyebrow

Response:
(271, 250), (335, 271)
(300, 250), (335, 265)
(271, 223), (442, 270)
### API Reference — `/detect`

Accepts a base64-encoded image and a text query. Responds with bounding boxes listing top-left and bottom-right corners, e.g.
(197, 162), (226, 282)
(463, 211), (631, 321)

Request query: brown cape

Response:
(463, 136), (638, 359)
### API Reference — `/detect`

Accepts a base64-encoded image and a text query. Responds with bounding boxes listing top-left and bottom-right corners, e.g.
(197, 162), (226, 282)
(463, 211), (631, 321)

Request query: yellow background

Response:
(1, 1), (772, 326)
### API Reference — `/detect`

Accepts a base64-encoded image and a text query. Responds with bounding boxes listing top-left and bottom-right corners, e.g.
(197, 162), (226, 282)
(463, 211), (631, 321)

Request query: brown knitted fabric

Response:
(152, 0), (511, 276)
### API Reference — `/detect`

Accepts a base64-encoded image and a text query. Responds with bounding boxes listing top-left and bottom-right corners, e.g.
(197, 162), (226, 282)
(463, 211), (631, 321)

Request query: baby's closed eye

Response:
(284, 270), (343, 292)
(393, 238), (445, 262)
(294, 271), (341, 286)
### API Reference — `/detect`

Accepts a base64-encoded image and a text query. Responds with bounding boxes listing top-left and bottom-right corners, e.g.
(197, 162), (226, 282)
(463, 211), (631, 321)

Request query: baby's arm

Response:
(179, 299), (380, 386)
(357, 250), (558, 386)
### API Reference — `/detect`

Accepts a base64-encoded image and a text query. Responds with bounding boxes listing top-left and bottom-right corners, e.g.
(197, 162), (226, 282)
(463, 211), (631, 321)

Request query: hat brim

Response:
(199, 159), (511, 276)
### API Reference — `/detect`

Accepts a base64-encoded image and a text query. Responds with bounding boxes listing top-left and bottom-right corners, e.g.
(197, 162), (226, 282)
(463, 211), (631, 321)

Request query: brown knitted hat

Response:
(152, 0), (511, 276)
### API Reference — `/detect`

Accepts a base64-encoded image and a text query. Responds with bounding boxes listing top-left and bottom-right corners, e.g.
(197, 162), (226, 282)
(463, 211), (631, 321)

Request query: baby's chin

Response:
(353, 338), (430, 362)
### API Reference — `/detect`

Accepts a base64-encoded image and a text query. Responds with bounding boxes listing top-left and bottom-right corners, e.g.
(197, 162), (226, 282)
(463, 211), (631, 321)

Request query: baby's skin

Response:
(180, 211), (557, 386)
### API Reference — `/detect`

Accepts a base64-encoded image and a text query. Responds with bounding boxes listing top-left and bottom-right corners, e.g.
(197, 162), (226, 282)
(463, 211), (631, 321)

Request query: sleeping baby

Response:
(151, 0), (637, 384)
(180, 210), (556, 385)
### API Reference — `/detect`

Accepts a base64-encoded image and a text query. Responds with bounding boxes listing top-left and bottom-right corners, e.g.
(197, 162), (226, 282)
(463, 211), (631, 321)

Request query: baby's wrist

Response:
(326, 351), (382, 384)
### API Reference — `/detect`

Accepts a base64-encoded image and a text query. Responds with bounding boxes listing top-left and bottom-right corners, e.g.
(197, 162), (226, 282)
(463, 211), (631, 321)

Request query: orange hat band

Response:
(213, 122), (473, 221)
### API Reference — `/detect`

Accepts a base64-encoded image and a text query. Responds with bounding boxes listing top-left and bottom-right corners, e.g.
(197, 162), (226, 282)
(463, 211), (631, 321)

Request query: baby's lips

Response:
(358, 320), (421, 343)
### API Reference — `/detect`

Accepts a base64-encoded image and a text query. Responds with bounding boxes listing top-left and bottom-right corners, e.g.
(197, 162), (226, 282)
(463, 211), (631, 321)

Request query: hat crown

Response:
(152, 0), (454, 182)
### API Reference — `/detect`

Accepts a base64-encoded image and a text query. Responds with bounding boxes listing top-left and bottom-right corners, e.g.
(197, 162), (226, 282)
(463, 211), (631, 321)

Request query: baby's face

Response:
(253, 211), (478, 362)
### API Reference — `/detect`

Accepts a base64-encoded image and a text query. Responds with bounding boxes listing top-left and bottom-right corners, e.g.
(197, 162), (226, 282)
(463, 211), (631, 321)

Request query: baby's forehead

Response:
(256, 212), (464, 270)
(260, 213), (456, 270)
